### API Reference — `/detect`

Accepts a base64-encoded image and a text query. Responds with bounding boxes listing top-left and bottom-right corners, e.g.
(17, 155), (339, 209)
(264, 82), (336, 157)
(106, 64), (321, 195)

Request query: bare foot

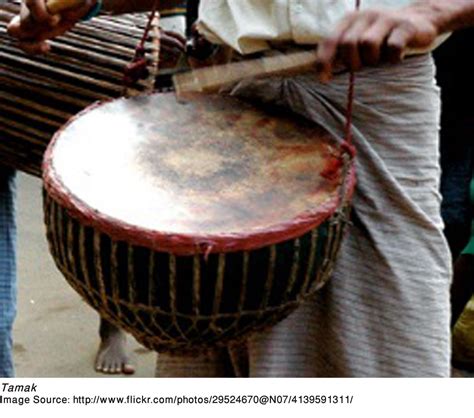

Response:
(95, 318), (135, 375)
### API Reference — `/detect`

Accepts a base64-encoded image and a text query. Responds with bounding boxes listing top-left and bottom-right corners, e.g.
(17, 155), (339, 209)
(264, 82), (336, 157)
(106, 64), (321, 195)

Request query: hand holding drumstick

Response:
(7, 0), (97, 54)
(315, 0), (474, 82)
(8, 0), (187, 56)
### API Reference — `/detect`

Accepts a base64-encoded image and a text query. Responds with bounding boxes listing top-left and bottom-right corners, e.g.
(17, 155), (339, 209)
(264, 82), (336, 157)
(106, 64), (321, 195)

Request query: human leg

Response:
(0, 167), (17, 378)
(95, 318), (135, 374)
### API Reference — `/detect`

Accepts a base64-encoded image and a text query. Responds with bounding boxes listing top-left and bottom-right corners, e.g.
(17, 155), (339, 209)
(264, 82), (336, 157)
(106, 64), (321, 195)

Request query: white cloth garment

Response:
(197, 0), (447, 54)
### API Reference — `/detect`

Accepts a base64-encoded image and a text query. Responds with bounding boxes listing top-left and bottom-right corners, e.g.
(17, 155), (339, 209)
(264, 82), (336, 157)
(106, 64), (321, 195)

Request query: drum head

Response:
(44, 93), (352, 254)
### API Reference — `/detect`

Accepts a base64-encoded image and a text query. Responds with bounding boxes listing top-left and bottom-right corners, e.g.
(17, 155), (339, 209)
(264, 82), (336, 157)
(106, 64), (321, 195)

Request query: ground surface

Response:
(13, 173), (155, 377)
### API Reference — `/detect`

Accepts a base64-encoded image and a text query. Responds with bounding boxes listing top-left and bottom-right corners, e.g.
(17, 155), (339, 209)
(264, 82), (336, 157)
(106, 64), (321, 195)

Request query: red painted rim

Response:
(43, 98), (356, 256)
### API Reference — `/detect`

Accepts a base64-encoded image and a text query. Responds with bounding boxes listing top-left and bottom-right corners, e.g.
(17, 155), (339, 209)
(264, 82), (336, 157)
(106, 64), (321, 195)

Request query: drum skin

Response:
(43, 93), (355, 352)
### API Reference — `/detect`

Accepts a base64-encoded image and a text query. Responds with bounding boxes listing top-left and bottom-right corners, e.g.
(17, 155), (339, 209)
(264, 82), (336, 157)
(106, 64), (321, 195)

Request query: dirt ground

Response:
(13, 173), (155, 377)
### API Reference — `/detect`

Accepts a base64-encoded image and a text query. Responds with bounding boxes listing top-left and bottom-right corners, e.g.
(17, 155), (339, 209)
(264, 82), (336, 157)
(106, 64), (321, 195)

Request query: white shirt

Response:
(197, 0), (445, 54)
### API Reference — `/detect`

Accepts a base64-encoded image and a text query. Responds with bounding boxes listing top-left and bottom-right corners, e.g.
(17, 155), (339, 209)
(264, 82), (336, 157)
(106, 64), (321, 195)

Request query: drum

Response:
(0, 0), (159, 176)
(43, 92), (355, 352)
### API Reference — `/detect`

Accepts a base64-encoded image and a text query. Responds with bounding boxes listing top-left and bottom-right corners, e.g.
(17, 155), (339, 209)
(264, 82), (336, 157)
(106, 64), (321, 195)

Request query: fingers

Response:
(358, 18), (397, 65)
(8, 1), (59, 41)
(316, 13), (357, 82)
(337, 13), (377, 72)
(160, 30), (186, 53)
(25, 0), (56, 24)
(386, 20), (436, 60)
(8, 0), (93, 54)
(16, 40), (50, 54)
(9, 17), (78, 55)
(163, 30), (187, 46)
(6, 15), (23, 38)
(35, 20), (77, 42)
(8, 15), (59, 40)
(316, 10), (423, 82)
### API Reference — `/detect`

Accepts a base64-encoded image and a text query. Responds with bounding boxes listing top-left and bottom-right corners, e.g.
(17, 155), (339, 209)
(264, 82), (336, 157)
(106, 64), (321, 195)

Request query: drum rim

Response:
(42, 96), (356, 256)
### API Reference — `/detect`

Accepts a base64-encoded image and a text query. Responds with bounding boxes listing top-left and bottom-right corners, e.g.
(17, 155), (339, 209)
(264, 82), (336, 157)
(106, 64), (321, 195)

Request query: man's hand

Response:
(316, 6), (440, 81)
(157, 29), (186, 70)
(160, 29), (186, 56)
(7, 0), (96, 54)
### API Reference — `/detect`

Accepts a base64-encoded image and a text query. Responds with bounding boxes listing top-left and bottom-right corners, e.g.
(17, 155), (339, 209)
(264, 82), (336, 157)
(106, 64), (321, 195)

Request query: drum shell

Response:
(44, 190), (349, 352)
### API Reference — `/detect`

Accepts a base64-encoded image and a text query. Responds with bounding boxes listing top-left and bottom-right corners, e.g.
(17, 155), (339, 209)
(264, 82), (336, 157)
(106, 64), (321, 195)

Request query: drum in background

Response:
(0, 0), (159, 176)
(43, 92), (355, 353)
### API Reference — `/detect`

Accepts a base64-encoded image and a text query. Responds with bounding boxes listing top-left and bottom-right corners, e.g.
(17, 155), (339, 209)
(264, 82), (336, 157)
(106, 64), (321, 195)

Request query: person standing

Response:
(8, 0), (474, 377)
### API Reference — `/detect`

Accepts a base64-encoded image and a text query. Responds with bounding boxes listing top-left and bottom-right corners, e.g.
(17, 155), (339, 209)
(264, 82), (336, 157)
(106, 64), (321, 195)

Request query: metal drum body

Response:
(0, 0), (158, 176)
(43, 93), (355, 352)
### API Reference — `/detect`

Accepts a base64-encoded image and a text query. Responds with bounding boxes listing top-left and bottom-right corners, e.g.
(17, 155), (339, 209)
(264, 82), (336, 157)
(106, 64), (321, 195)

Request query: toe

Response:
(122, 363), (135, 375)
(112, 363), (122, 374)
(95, 361), (104, 373)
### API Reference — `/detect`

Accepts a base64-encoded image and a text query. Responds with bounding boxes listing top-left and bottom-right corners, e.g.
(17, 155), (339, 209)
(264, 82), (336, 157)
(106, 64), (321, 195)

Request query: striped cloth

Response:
(0, 166), (16, 378)
(156, 54), (451, 377)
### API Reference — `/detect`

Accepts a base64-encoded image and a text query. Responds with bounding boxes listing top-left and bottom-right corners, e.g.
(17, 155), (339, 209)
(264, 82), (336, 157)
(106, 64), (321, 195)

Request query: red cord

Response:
(139, 0), (160, 49)
(321, 0), (361, 181)
(123, 0), (160, 87)
(344, 0), (361, 148)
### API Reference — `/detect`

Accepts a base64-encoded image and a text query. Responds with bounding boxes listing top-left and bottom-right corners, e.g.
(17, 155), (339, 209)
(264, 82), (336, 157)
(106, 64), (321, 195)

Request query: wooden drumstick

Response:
(173, 50), (319, 95)
(46, 0), (86, 14)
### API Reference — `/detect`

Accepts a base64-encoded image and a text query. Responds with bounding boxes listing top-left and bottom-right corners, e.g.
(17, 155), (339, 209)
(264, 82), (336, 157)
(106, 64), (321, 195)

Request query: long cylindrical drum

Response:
(43, 92), (356, 353)
(0, 0), (159, 176)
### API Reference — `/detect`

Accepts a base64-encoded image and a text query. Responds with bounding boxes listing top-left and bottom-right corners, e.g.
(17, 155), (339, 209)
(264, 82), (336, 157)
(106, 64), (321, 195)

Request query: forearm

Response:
(412, 0), (474, 33)
(102, 0), (180, 14)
